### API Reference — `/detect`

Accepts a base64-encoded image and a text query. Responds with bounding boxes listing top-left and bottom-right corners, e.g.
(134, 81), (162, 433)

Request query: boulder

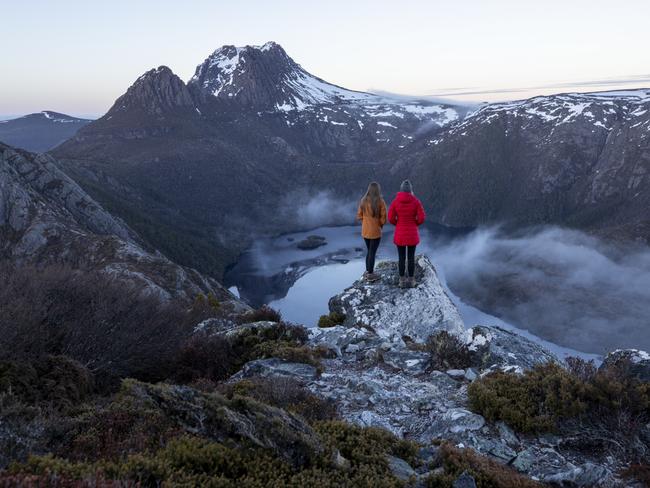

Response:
(328, 255), (464, 342)
(464, 326), (559, 372)
(387, 455), (417, 481)
(297, 235), (327, 250)
(231, 358), (319, 382)
(543, 462), (611, 487)
(601, 349), (650, 382)
(453, 471), (477, 488)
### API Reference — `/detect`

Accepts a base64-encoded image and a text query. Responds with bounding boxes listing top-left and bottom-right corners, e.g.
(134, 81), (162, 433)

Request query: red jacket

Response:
(388, 192), (426, 246)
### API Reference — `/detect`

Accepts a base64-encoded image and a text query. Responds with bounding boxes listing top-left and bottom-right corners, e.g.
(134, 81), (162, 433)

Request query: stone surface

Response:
(387, 455), (417, 481)
(601, 349), (650, 382)
(464, 325), (559, 372)
(231, 358), (319, 382)
(543, 462), (611, 487)
(328, 255), (465, 342)
(453, 471), (477, 488)
(231, 259), (629, 486)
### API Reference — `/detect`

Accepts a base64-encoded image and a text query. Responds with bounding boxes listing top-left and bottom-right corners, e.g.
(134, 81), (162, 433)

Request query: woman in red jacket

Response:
(388, 180), (426, 288)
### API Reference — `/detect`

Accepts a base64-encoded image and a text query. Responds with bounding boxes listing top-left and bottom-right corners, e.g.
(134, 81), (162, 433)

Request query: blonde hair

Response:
(361, 182), (383, 217)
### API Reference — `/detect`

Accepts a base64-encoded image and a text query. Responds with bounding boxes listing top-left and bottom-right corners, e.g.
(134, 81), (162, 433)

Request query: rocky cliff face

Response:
(226, 256), (645, 486)
(0, 142), (240, 303)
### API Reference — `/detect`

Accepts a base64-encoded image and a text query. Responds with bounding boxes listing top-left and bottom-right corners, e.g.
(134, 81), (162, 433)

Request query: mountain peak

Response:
(109, 66), (195, 115)
(188, 42), (374, 110)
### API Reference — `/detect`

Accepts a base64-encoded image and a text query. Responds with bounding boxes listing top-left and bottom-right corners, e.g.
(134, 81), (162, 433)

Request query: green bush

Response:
(425, 331), (473, 371)
(220, 377), (338, 423)
(315, 420), (419, 470)
(318, 312), (346, 328)
(5, 432), (414, 487)
(236, 305), (282, 324)
(173, 321), (313, 383)
(427, 443), (543, 488)
(0, 355), (94, 408)
(251, 341), (324, 369)
(468, 360), (650, 434)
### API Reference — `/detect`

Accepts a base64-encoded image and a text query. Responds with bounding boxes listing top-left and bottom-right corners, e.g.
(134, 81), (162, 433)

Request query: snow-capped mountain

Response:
(0, 111), (91, 152)
(187, 42), (465, 151)
(404, 88), (650, 241)
(439, 89), (650, 142)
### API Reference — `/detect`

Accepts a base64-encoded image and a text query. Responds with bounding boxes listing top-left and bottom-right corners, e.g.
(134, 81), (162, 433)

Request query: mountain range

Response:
(27, 41), (648, 279)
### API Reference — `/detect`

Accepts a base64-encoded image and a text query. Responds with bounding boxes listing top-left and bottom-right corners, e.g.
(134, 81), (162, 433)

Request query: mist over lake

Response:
(227, 223), (649, 357)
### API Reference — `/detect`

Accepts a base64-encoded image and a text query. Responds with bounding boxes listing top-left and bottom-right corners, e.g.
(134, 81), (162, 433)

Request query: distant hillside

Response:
(0, 111), (91, 152)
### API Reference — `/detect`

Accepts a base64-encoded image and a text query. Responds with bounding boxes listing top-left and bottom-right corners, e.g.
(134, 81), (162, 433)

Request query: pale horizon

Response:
(3, 0), (650, 118)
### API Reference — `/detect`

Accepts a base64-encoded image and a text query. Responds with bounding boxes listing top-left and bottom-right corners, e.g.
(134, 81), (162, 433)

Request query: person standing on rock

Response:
(357, 182), (387, 282)
(388, 180), (426, 288)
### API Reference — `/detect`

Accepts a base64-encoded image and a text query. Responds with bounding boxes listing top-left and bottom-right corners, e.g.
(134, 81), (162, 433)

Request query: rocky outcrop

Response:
(328, 255), (465, 342)
(0, 143), (242, 305)
(111, 66), (197, 115)
(120, 379), (323, 467)
(233, 257), (632, 485)
(602, 348), (650, 381)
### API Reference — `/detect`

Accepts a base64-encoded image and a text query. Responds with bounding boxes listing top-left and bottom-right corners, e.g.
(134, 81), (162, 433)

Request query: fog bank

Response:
(425, 226), (650, 354)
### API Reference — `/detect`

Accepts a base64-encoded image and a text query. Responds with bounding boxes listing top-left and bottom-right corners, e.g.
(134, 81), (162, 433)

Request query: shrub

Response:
(318, 312), (346, 328)
(425, 331), (473, 371)
(0, 355), (94, 408)
(172, 322), (313, 384)
(219, 377), (338, 422)
(468, 360), (650, 435)
(315, 420), (419, 470)
(0, 262), (194, 385)
(251, 341), (324, 369)
(236, 305), (282, 324)
(5, 432), (414, 487)
(173, 333), (237, 383)
(621, 464), (650, 487)
(55, 397), (180, 463)
(426, 443), (543, 488)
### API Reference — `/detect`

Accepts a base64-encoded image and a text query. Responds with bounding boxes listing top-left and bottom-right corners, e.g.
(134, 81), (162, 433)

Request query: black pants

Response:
(397, 245), (416, 277)
(364, 238), (381, 273)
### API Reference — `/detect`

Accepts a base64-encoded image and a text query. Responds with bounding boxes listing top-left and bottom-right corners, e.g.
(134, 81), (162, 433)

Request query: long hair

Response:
(361, 182), (383, 218)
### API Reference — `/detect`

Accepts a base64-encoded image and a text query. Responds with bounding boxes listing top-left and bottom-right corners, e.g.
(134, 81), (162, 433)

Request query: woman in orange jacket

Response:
(356, 182), (387, 282)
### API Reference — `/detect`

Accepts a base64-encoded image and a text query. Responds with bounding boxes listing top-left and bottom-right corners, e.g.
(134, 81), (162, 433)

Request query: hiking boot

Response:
(398, 276), (408, 288)
(408, 276), (417, 288)
(366, 272), (380, 282)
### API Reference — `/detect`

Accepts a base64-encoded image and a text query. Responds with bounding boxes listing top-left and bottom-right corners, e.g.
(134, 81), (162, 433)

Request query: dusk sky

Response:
(2, 0), (650, 118)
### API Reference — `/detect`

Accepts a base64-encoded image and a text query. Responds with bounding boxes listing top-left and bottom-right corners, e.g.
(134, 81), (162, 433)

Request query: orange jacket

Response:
(357, 199), (387, 239)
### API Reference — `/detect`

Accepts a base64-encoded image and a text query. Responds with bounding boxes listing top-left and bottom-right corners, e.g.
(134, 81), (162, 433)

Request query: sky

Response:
(2, 0), (650, 118)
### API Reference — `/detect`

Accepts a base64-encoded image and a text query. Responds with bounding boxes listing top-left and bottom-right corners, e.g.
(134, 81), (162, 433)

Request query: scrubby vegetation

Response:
(468, 358), (650, 466)
(318, 311), (346, 328)
(468, 359), (650, 433)
(236, 304), (283, 324)
(173, 319), (323, 383)
(427, 443), (543, 488)
(422, 330), (473, 371)
(219, 377), (338, 422)
(0, 355), (94, 408)
(0, 262), (196, 385)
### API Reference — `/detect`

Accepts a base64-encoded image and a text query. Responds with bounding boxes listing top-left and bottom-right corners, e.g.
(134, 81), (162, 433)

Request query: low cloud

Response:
(424, 226), (650, 355)
(280, 190), (358, 229)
